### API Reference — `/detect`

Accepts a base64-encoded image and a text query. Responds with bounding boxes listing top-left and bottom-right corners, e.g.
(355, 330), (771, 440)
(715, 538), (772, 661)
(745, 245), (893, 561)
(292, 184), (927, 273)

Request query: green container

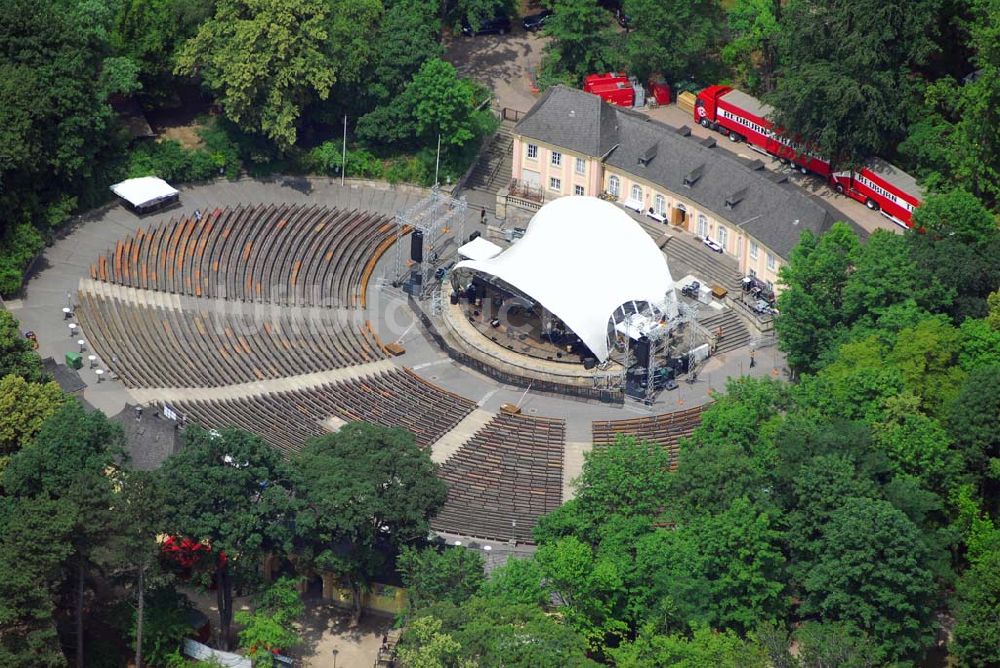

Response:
(65, 351), (83, 370)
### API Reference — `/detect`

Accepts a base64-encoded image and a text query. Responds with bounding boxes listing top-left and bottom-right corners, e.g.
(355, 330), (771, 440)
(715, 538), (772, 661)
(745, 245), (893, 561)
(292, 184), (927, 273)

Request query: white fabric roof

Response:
(457, 236), (503, 261)
(110, 177), (179, 208)
(455, 196), (674, 361)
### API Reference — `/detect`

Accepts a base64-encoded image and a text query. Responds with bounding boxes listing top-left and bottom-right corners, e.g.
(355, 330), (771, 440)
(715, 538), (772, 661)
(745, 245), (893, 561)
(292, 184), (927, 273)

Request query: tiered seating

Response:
(75, 292), (383, 388)
(90, 204), (400, 307)
(170, 369), (476, 455)
(591, 405), (708, 468)
(431, 413), (565, 543)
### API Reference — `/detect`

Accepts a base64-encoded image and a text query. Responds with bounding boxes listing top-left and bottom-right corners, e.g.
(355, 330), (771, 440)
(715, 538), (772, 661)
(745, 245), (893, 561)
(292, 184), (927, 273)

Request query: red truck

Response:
(694, 85), (922, 227)
(584, 72), (645, 107)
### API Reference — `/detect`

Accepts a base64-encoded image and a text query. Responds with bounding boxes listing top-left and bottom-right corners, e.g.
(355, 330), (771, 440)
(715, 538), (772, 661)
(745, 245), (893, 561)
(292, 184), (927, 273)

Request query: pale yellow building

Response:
(508, 86), (841, 293)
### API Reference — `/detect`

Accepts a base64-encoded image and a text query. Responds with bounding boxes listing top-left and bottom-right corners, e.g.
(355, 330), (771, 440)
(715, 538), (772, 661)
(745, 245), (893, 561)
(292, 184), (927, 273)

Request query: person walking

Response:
(480, 209), (487, 226)
(749, 349), (756, 368)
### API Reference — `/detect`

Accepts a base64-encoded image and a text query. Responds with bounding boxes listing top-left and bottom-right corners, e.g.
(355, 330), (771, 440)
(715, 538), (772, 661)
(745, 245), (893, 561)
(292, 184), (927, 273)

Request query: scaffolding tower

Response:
(388, 187), (468, 298)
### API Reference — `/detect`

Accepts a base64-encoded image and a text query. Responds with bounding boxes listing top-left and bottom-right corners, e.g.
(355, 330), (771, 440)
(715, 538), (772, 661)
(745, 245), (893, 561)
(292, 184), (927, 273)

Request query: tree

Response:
(402, 598), (597, 667)
(951, 488), (1000, 666)
(541, 0), (618, 84)
(175, 0), (381, 149)
(480, 555), (549, 607)
(235, 577), (305, 661)
(364, 0), (442, 107)
(0, 0), (114, 223)
(0, 497), (76, 668)
(610, 624), (768, 668)
(907, 189), (1000, 322)
(294, 422), (447, 624)
(766, 0), (940, 167)
(158, 426), (298, 650)
(405, 58), (490, 148)
(0, 312), (43, 383)
(0, 375), (64, 463)
(722, 0), (780, 92)
(398, 546), (485, 610)
(794, 621), (878, 668)
(637, 498), (787, 634)
(2, 401), (126, 668)
(947, 365), (1000, 508)
(623, 0), (720, 84)
(775, 222), (860, 373)
(799, 497), (935, 662)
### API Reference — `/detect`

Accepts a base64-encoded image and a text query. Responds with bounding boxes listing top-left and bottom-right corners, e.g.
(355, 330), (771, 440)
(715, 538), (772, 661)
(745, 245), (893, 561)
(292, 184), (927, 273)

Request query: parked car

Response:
(461, 12), (512, 35)
(703, 238), (723, 253)
(522, 9), (552, 31)
(681, 281), (700, 298)
(614, 7), (631, 28)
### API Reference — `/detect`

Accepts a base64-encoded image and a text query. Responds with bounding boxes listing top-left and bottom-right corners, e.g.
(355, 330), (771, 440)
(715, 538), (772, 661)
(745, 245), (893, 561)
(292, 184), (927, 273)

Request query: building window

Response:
(551, 151), (562, 167)
(574, 185), (585, 196)
(767, 252), (776, 270)
(575, 157), (586, 175)
(549, 177), (562, 192)
(630, 184), (643, 203)
(696, 214), (708, 238)
(608, 175), (620, 197)
(766, 280), (774, 293)
(654, 194), (666, 215)
(526, 144), (538, 160)
(717, 225), (728, 250)
(749, 268), (757, 278)
(750, 240), (759, 260)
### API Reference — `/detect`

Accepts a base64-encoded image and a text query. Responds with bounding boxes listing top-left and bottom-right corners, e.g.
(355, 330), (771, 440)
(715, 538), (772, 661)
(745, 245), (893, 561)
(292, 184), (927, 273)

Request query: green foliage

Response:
(948, 365), (1000, 507)
(406, 59), (490, 148)
(176, 0), (381, 149)
(0, 496), (76, 667)
(0, 312), (43, 382)
(479, 556), (549, 607)
(306, 143), (384, 179)
(294, 422), (446, 620)
(611, 623), (768, 668)
(126, 586), (195, 667)
(799, 497), (935, 663)
(398, 546), (485, 610)
(0, 375), (65, 461)
(775, 222), (860, 373)
(0, 224), (45, 297)
(793, 621), (878, 668)
(623, 0), (720, 83)
(158, 426), (298, 648)
(541, 0), (618, 84)
(236, 577), (305, 660)
(722, 0), (780, 92)
(951, 490), (1000, 665)
(401, 598), (596, 667)
(366, 0), (442, 106)
(766, 0), (939, 168)
(126, 126), (245, 184)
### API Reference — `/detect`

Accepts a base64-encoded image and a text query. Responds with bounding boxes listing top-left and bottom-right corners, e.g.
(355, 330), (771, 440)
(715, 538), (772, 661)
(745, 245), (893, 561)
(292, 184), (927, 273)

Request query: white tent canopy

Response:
(457, 236), (503, 261)
(110, 176), (179, 210)
(455, 196), (675, 361)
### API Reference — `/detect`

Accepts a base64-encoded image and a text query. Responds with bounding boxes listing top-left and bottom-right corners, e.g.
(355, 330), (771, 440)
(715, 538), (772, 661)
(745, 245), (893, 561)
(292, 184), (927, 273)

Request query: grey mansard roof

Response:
(516, 86), (854, 259)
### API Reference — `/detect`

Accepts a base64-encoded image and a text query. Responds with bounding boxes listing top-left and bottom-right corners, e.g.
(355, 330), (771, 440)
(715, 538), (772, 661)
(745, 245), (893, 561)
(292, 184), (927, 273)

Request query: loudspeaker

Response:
(634, 336), (650, 367)
(450, 292), (459, 305)
(469, 231), (481, 242)
(410, 230), (424, 263)
(583, 358), (597, 370)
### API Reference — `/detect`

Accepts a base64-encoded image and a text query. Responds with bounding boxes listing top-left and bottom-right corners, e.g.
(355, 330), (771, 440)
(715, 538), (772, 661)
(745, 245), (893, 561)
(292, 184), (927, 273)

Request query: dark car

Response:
(522, 9), (552, 31)
(461, 13), (512, 36)
(614, 7), (631, 28)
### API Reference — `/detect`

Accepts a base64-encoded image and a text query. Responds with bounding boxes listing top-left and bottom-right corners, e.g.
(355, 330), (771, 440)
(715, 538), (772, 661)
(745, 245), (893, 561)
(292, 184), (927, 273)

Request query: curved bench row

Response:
(169, 368), (477, 455)
(591, 404), (707, 467)
(90, 204), (399, 307)
(431, 413), (565, 543)
(76, 291), (383, 388)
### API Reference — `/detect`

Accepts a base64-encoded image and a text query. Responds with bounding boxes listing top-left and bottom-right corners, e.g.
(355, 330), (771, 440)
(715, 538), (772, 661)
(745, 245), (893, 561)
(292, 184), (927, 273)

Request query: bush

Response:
(306, 142), (385, 179)
(0, 224), (44, 297)
(385, 155), (430, 185)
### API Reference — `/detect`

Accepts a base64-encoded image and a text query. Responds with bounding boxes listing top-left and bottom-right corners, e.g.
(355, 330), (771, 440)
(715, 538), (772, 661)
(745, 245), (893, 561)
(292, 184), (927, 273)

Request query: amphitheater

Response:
(13, 178), (779, 547)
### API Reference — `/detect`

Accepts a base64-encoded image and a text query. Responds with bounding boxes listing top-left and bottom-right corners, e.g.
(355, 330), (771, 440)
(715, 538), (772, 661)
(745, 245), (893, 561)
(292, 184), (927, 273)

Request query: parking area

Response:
(444, 18), (548, 113)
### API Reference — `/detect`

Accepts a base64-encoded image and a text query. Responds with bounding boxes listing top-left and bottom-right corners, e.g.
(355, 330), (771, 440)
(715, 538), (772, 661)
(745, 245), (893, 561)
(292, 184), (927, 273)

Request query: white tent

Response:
(110, 177), (179, 212)
(457, 236), (503, 261)
(455, 196), (675, 361)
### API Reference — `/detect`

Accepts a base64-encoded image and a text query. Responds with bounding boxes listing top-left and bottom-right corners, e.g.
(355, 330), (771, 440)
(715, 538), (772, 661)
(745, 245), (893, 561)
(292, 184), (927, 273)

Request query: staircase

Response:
(662, 234), (742, 293)
(459, 122), (514, 211)
(698, 310), (751, 354)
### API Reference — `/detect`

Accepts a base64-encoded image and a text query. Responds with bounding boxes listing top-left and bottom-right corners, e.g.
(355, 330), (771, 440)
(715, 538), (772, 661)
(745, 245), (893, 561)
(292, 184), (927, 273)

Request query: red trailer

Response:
(584, 72), (644, 107)
(695, 84), (922, 227)
(694, 85), (830, 177)
(831, 158), (922, 228)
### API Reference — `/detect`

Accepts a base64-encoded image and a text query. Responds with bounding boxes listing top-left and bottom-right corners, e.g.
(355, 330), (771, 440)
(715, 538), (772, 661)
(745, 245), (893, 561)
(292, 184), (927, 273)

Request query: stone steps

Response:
(699, 309), (751, 354)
